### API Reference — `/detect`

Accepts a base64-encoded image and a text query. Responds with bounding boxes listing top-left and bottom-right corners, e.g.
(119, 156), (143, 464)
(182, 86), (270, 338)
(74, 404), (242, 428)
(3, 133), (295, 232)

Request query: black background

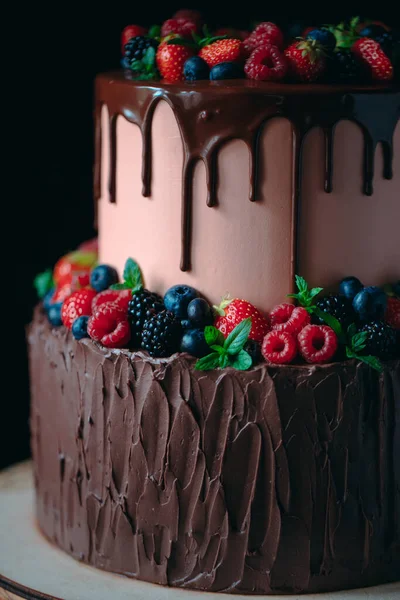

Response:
(2, 2), (398, 469)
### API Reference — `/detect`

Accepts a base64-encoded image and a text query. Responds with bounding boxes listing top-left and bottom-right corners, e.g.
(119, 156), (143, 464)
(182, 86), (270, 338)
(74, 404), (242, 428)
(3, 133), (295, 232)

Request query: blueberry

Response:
(339, 276), (364, 301)
(306, 28), (336, 52)
(47, 302), (63, 326)
(72, 315), (90, 340)
(164, 285), (199, 318)
(184, 56), (210, 81)
(209, 62), (244, 80)
(187, 298), (213, 327)
(393, 280), (400, 297)
(181, 319), (192, 329)
(180, 329), (210, 358)
(352, 286), (387, 322)
(43, 288), (55, 312)
(359, 24), (387, 39)
(90, 264), (119, 292)
(121, 57), (131, 69)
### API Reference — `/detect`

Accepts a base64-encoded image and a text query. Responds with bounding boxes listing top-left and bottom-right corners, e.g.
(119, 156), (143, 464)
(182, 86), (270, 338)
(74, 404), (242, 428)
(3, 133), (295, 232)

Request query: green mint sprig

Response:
(287, 275), (324, 309)
(129, 47), (160, 81)
(110, 258), (143, 293)
(345, 324), (383, 372)
(195, 318), (253, 371)
(148, 25), (161, 40)
(34, 268), (54, 299)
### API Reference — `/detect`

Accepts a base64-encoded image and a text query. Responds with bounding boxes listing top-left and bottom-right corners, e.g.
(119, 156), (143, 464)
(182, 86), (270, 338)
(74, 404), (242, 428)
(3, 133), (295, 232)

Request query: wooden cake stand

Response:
(0, 462), (399, 600)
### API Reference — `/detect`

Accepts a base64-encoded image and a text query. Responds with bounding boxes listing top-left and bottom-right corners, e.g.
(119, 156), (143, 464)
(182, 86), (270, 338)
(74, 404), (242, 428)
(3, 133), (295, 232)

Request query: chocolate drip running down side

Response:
(93, 74), (399, 273)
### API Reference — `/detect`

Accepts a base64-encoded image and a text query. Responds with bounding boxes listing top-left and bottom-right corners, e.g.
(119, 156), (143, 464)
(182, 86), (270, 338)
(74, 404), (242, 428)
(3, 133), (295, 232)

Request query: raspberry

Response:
(92, 289), (132, 313)
(61, 288), (97, 330)
(261, 331), (297, 364)
(298, 325), (338, 364)
(270, 303), (311, 334)
(161, 18), (198, 40)
(244, 22), (285, 54)
(87, 302), (131, 349)
(245, 44), (288, 81)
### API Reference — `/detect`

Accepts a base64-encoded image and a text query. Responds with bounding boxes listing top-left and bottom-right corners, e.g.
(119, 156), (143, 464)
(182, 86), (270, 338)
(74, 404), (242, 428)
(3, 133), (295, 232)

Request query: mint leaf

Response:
(288, 275), (323, 309)
(210, 345), (226, 354)
(130, 60), (144, 71)
(351, 331), (368, 353)
(219, 354), (230, 369)
(143, 46), (156, 68)
(110, 282), (131, 290)
(34, 269), (54, 299)
(347, 323), (357, 340)
(309, 287), (324, 300)
(204, 325), (225, 347)
(228, 350), (252, 370)
(195, 352), (220, 371)
(148, 25), (161, 39)
(295, 275), (308, 295)
(357, 355), (384, 373)
(224, 318), (252, 355)
(346, 347), (356, 359)
(122, 258), (143, 292)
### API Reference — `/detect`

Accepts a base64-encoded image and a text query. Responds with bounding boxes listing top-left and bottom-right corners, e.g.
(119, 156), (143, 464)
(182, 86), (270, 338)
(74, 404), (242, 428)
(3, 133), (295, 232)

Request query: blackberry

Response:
(375, 31), (393, 58)
(329, 50), (360, 83)
(244, 339), (262, 365)
(127, 289), (164, 347)
(141, 310), (182, 357)
(315, 294), (356, 331)
(360, 321), (398, 360)
(123, 36), (159, 65)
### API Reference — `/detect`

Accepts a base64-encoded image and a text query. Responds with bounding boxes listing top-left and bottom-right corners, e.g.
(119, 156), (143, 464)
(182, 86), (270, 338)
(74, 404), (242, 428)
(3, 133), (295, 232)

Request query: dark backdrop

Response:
(2, 2), (398, 469)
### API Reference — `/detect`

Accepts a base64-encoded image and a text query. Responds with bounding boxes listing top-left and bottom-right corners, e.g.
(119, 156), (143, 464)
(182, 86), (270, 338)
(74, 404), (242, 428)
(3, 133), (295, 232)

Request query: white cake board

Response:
(0, 462), (399, 600)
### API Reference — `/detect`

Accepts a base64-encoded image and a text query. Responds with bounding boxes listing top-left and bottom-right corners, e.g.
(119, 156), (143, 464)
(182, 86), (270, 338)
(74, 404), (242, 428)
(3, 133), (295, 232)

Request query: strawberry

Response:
(270, 303), (310, 334)
(385, 296), (400, 329)
(245, 44), (288, 81)
(244, 22), (285, 55)
(88, 302), (131, 348)
(52, 271), (91, 304)
(53, 282), (73, 304)
(53, 250), (97, 287)
(352, 38), (393, 81)
(61, 288), (98, 330)
(284, 39), (326, 82)
(92, 289), (132, 313)
(298, 325), (338, 363)
(199, 38), (244, 68)
(121, 24), (148, 52)
(214, 298), (270, 343)
(261, 331), (298, 364)
(161, 18), (198, 40)
(156, 39), (195, 82)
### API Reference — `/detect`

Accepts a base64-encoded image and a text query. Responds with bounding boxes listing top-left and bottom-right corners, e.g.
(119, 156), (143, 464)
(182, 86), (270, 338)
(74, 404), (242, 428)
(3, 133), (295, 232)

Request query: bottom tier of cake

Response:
(28, 307), (400, 595)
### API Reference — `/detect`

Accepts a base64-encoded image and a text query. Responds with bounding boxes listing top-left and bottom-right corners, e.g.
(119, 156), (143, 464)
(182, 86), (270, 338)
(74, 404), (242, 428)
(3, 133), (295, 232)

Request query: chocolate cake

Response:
(28, 13), (400, 596)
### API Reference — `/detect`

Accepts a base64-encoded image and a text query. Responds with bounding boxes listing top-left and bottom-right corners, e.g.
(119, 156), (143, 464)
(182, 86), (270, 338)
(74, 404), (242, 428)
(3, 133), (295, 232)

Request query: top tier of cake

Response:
(95, 74), (399, 311)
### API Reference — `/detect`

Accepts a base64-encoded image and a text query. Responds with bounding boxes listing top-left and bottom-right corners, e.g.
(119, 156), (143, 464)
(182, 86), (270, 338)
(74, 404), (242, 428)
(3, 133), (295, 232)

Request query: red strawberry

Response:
(385, 297), (400, 329)
(298, 325), (338, 363)
(156, 40), (195, 82)
(270, 303), (310, 334)
(92, 289), (132, 313)
(53, 250), (97, 287)
(61, 289), (98, 330)
(161, 18), (198, 40)
(88, 303), (131, 349)
(214, 298), (270, 343)
(261, 331), (297, 364)
(121, 24), (147, 52)
(53, 282), (73, 304)
(245, 44), (288, 81)
(199, 38), (244, 67)
(244, 22), (285, 55)
(214, 28), (250, 41)
(352, 38), (393, 81)
(173, 9), (203, 28)
(284, 39), (326, 82)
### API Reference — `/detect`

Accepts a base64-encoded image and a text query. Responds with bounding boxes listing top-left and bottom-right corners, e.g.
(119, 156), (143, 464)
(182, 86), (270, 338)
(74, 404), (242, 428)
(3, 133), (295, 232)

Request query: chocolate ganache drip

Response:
(94, 74), (399, 272)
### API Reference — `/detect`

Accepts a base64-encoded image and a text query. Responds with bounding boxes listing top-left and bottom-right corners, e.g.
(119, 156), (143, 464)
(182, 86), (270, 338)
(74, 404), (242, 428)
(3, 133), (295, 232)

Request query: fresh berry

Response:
(121, 25), (148, 52)
(244, 22), (285, 54)
(285, 39), (326, 82)
(88, 303), (130, 348)
(123, 36), (159, 66)
(352, 38), (393, 81)
(164, 285), (199, 318)
(261, 331), (297, 364)
(315, 294), (356, 331)
(53, 282), (74, 304)
(199, 39), (244, 68)
(127, 289), (164, 347)
(156, 41), (195, 82)
(181, 319), (191, 329)
(61, 289), (98, 330)
(245, 44), (288, 81)
(328, 49), (361, 82)
(141, 310), (182, 357)
(209, 62), (244, 80)
(187, 297), (213, 327)
(92, 289), (129, 312)
(161, 18), (198, 40)
(89, 264), (119, 292)
(353, 286), (387, 322)
(298, 325), (338, 364)
(385, 297), (400, 330)
(360, 320), (398, 360)
(214, 298), (270, 343)
(184, 56), (210, 80)
(270, 303), (311, 334)
(53, 250), (97, 287)
(173, 9), (203, 27)
(43, 288), (55, 312)
(244, 339), (262, 364)
(374, 30), (398, 59)
(47, 303), (63, 327)
(214, 28), (250, 41)
(180, 328), (210, 358)
(71, 316), (90, 340)
(339, 276), (364, 301)
(306, 28), (336, 52)
(359, 24), (388, 39)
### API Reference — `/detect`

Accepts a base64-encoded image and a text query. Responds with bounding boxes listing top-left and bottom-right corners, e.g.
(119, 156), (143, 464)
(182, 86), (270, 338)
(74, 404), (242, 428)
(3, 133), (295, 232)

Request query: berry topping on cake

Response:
(47, 303), (63, 327)
(88, 303), (131, 348)
(244, 22), (285, 54)
(352, 38), (393, 81)
(61, 289), (98, 330)
(244, 339), (262, 364)
(156, 40), (195, 82)
(187, 297), (213, 327)
(173, 9), (203, 27)
(245, 44), (288, 81)
(285, 39), (326, 82)
(161, 18), (198, 40)
(121, 25), (148, 51)
(90, 264), (119, 292)
(209, 62), (244, 79)
(92, 289), (131, 312)
(71, 315), (90, 340)
(164, 285), (199, 318)
(306, 28), (337, 52)
(141, 310), (182, 357)
(43, 288), (55, 312)
(180, 328), (210, 357)
(298, 324), (338, 363)
(52, 282), (74, 304)
(261, 331), (297, 364)
(385, 296), (400, 330)
(360, 320), (398, 360)
(214, 298), (270, 342)
(353, 286), (387, 322)
(184, 56), (210, 80)
(315, 294), (356, 331)
(123, 36), (159, 67)
(329, 49), (361, 82)
(199, 39), (244, 68)
(127, 289), (164, 347)
(53, 251), (97, 287)
(339, 276), (364, 301)
(270, 303), (311, 334)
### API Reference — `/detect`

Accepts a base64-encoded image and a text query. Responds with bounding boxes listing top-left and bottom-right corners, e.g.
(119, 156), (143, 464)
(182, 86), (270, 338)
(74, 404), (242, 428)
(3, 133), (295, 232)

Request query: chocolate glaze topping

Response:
(94, 74), (399, 272)
(29, 307), (400, 595)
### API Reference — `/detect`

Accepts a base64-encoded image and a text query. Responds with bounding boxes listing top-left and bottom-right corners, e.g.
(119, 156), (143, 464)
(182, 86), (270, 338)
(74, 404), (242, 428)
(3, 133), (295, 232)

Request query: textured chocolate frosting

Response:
(28, 306), (400, 594)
